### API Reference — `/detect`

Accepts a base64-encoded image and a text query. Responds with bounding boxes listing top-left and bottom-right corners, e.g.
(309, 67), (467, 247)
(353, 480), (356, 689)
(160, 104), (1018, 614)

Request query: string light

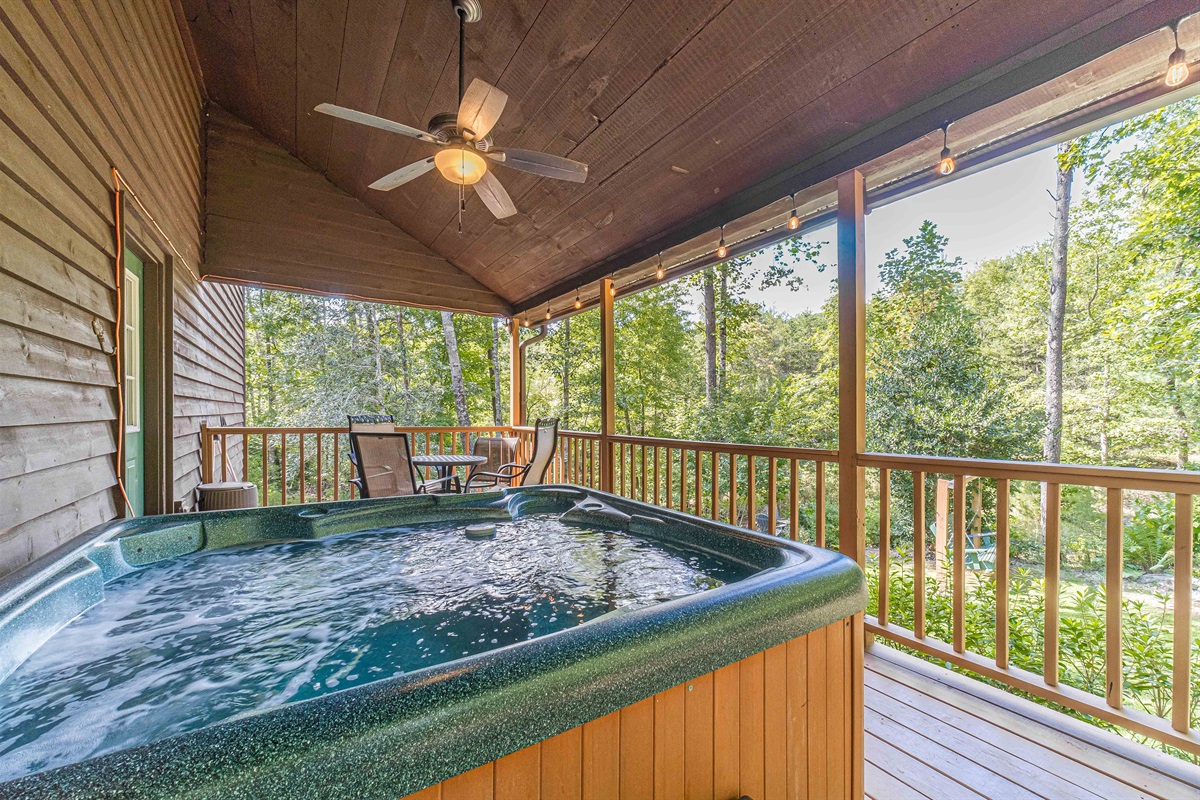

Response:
(655, 252), (665, 281)
(609, 277), (617, 297)
(574, 290), (582, 310)
(937, 122), (956, 176)
(716, 224), (728, 259)
(545, 304), (551, 320)
(1166, 21), (1189, 88)
(787, 194), (800, 230)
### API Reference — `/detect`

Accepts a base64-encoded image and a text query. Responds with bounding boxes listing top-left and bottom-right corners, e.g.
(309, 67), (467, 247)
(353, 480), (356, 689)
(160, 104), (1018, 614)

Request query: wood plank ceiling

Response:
(180, 0), (1194, 315)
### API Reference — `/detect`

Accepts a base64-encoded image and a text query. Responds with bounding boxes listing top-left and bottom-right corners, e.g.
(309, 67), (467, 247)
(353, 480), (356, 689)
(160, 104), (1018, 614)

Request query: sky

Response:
(738, 146), (1064, 315)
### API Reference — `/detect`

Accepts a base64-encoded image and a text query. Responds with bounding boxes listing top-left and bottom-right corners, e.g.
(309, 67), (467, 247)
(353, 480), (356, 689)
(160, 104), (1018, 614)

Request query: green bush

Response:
(1124, 495), (1200, 573)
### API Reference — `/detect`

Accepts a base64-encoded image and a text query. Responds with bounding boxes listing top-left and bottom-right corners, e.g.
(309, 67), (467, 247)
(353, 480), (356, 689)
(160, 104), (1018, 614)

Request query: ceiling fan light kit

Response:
(312, 0), (587, 225)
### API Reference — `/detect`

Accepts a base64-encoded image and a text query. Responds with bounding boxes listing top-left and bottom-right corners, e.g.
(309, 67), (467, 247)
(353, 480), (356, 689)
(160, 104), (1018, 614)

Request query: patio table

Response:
(411, 453), (487, 492)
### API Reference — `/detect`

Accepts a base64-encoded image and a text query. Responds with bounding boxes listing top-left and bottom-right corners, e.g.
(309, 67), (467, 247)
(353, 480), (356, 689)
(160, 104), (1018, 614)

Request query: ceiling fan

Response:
(314, 0), (587, 225)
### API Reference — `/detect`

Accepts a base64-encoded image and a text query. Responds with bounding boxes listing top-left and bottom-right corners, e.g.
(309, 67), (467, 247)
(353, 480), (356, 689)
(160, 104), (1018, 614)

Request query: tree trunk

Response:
(561, 318), (571, 427)
(441, 311), (471, 426)
(368, 305), (385, 411)
(489, 317), (502, 425)
(718, 269), (728, 399)
(395, 309), (411, 393)
(1042, 163), (1072, 536)
(703, 269), (717, 403)
(1045, 164), (1072, 462)
(1166, 372), (1189, 469)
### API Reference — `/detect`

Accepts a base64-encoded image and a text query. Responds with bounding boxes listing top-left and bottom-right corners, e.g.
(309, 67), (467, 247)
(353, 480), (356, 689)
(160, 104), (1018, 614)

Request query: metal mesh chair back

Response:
(471, 436), (519, 474)
(523, 418), (559, 486)
(348, 414), (396, 434)
(348, 432), (418, 498)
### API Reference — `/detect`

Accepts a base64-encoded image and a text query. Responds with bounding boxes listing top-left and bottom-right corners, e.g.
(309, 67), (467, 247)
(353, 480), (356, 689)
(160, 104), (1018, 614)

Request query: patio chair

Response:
(347, 414), (395, 488)
(348, 432), (458, 498)
(463, 418), (559, 491)
(463, 435), (520, 491)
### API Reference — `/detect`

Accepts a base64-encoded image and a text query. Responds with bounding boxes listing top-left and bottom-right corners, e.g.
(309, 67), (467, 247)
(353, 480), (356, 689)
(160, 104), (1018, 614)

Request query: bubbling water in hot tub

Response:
(0, 514), (753, 779)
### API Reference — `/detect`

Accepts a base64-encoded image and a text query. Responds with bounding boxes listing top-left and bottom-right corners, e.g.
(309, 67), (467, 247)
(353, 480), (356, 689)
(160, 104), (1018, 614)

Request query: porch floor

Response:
(863, 645), (1200, 800)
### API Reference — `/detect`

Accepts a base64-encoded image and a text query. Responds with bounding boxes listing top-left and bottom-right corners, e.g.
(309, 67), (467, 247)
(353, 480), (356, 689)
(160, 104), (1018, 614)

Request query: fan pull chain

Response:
(458, 183), (465, 233)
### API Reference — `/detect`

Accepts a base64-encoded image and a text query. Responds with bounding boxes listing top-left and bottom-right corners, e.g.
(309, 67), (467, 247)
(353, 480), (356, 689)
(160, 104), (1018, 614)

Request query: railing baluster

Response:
(815, 461), (826, 548)
(729, 454), (738, 527)
(1173, 493), (1193, 733)
(996, 478), (1010, 669)
(767, 457), (778, 536)
(653, 446), (661, 506)
(314, 435), (322, 501)
(747, 456), (757, 531)
(952, 474), (966, 654)
(242, 433), (249, 483)
(665, 447), (674, 509)
(789, 459), (799, 541)
(298, 433), (306, 503)
(913, 470), (925, 639)
(641, 445), (647, 502)
(220, 433), (229, 481)
(1045, 482), (1061, 685)
(332, 434), (340, 501)
(710, 451), (719, 521)
(693, 450), (702, 516)
(1105, 486), (1122, 708)
(280, 434), (288, 505)
(680, 449), (688, 513)
(878, 468), (890, 626)
(260, 433), (268, 506)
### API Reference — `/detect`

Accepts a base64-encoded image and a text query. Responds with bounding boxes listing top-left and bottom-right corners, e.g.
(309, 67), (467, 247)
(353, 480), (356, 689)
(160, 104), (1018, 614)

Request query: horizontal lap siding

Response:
(0, 0), (243, 575)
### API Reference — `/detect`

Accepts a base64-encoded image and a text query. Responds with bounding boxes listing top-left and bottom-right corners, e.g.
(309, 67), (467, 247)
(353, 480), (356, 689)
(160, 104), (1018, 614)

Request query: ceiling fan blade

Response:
(314, 103), (440, 144)
(457, 79), (508, 140)
(368, 157), (437, 191)
(489, 148), (588, 183)
(474, 171), (517, 219)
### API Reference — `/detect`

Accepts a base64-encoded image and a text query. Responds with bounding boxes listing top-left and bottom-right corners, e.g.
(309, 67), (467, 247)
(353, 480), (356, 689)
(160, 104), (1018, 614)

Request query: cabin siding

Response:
(0, 0), (245, 577)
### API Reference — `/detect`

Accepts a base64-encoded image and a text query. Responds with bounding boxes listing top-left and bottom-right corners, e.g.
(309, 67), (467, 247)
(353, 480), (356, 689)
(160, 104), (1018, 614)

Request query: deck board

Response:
(865, 645), (1200, 800)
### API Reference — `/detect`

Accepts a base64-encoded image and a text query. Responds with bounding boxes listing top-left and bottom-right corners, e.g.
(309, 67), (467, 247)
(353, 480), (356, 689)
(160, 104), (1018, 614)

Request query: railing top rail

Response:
(202, 425), (516, 435)
(858, 452), (1200, 493)
(607, 433), (838, 461)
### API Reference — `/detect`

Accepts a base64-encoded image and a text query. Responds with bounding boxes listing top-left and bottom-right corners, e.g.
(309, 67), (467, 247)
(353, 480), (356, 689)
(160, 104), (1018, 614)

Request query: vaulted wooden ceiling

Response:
(179, 0), (1194, 314)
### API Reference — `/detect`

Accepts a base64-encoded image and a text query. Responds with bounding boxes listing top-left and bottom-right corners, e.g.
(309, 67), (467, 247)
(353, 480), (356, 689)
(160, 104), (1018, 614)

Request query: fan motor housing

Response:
(451, 0), (482, 24)
(427, 111), (492, 151)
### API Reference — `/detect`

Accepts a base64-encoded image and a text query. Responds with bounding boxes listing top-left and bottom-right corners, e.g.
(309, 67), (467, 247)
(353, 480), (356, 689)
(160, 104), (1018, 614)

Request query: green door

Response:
(123, 249), (145, 516)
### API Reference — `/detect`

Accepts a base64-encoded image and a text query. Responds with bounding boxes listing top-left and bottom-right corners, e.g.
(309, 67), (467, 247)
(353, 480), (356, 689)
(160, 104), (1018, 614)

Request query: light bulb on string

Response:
(787, 194), (800, 230)
(716, 224), (728, 259)
(1166, 21), (1189, 88)
(574, 290), (582, 310)
(609, 279), (617, 297)
(937, 122), (956, 176)
(545, 305), (551, 321)
(656, 253), (665, 281)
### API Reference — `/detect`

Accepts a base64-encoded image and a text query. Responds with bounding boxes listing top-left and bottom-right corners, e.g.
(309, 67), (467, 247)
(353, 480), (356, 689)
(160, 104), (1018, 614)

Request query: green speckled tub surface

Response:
(0, 485), (865, 799)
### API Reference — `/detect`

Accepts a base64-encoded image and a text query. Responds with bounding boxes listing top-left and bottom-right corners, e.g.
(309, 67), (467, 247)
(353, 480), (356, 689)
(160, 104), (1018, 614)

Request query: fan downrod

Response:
(451, 0), (482, 24)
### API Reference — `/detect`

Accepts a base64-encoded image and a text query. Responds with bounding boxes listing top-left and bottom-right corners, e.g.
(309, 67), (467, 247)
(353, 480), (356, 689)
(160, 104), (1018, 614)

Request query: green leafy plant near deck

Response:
(865, 550), (1200, 762)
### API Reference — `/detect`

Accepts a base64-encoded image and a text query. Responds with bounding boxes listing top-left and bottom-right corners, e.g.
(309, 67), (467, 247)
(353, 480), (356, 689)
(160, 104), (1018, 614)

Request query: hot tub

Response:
(0, 486), (865, 799)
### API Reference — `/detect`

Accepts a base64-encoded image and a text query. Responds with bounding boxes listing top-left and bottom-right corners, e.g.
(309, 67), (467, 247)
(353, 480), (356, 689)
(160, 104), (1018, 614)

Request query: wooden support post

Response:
(599, 277), (616, 493)
(509, 321), (523, 427)
(837, 169), (866, 567)
(837, 168), (866, 800)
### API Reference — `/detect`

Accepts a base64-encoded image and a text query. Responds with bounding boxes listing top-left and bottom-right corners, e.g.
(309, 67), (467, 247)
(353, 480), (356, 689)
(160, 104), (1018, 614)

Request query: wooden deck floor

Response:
(864, 645), (1200, 800)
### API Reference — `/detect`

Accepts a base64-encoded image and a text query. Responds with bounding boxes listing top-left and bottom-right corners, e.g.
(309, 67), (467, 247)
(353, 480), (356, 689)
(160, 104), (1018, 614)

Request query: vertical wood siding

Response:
(401, 617), (858, 800)
(0, 0), (244, 576)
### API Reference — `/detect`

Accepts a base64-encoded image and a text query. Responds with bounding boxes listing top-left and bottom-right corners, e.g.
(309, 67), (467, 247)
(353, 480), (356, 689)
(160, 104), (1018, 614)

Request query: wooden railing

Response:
(857, 453), (1199, 756)
(200, 425), (516, 505)
(198, 425), (1197, 754)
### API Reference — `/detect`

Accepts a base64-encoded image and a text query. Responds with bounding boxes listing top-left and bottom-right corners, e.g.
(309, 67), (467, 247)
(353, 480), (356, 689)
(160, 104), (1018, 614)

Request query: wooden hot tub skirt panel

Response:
(403, 615), (859, 800)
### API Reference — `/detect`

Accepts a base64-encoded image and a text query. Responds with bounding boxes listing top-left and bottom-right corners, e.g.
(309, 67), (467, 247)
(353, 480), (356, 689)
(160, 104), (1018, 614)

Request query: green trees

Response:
(867, 221), (1035, 459)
